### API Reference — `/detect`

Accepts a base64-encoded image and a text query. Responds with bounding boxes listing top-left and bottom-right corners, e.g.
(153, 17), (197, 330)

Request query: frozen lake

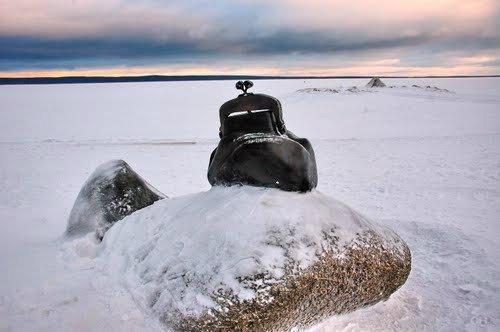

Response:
(0, 78), (499, 331)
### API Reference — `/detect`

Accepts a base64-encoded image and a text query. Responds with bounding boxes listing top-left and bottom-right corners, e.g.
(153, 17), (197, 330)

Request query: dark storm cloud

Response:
(235, 31), (432, 54)
(1, 31), (497, 70)
(0, 32), (431, 60)
(0, 37), (206, 61)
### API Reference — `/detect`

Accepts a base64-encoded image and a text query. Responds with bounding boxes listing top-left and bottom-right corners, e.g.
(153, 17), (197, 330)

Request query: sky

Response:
(0, 0), (499, 77)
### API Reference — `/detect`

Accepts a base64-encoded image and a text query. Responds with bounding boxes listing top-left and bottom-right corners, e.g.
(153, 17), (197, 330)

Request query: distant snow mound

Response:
(296, 87), (339, 93)
(411, 84), (452, 93)
(296, 87), (371, 94)
(366, 77), (386, 88)
(347, 86), (362, 93)
(99, 186), (410, 330)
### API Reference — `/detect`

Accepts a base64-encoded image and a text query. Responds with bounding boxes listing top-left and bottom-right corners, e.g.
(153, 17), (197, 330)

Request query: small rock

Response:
(66, 160), (166, 240)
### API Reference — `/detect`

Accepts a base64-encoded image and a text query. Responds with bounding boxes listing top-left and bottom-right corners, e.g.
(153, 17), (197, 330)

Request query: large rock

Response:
(67, 160), (166, 240)
(100, 186), (411, 331)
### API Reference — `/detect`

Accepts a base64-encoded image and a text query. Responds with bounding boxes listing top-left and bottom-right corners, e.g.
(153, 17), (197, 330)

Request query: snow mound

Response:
(410, 84), (453, 93)
(296, 87), (339, 93)
(99, 186), (410, 329)
(295, 83), (454, 96)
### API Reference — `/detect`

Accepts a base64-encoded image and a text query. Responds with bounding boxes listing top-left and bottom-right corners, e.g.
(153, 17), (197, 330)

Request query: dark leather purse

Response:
(207, 81), (318, 192)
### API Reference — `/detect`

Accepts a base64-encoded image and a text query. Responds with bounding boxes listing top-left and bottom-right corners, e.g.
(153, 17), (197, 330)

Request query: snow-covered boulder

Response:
(366, 77), (386, 88)
(99, 186), (411, 331)
(67, 160), (166, 240)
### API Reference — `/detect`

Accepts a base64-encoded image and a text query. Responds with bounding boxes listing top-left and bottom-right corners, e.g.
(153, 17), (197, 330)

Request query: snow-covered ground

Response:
(0, 78), (499, 331)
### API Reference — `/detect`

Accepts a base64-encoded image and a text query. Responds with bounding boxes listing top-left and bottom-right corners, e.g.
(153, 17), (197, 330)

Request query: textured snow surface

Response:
(99, 186), (405, 320)
(0, 78), (499, 331)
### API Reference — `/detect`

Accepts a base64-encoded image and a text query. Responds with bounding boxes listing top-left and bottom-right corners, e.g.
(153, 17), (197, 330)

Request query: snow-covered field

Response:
(0, 78), (499, 331)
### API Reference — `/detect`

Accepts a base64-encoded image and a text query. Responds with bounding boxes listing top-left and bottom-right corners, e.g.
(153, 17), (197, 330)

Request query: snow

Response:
(0, 78), (499, 331)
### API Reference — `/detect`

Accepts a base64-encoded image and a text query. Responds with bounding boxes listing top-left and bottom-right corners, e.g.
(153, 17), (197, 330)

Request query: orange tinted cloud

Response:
(1, 54), (497, 78)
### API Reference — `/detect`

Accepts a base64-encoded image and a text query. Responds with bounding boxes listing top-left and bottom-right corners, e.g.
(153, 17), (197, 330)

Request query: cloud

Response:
(0, 0), (499, 74)
(0, 0), (212, 39)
